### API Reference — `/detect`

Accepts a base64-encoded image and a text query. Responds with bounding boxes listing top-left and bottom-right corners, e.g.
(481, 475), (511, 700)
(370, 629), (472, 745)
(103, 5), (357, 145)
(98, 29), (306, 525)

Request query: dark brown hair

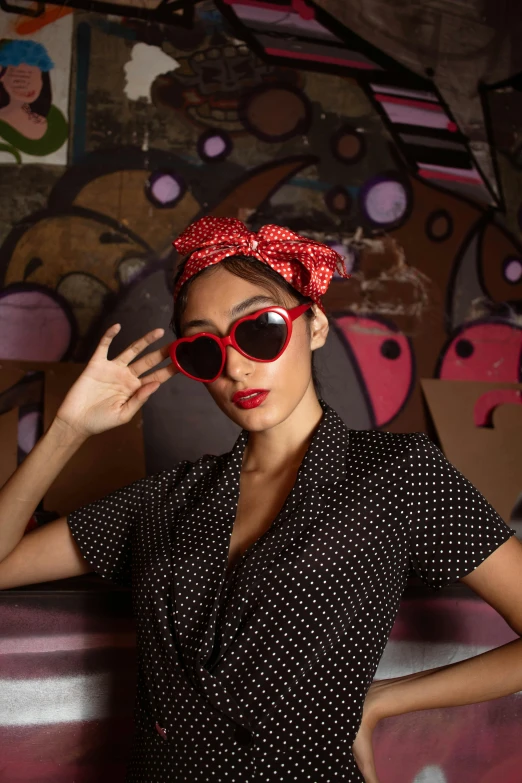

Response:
(170, 254), (323, 393)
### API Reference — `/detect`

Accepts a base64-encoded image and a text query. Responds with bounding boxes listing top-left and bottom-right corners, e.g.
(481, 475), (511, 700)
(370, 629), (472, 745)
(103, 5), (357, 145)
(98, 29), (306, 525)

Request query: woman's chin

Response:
(220, 397), (277, 430)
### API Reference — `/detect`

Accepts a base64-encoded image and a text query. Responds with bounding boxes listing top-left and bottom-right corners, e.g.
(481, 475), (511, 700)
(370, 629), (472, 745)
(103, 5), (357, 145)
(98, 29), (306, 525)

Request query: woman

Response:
(0, 216), (521, 783)
(0, 39), (68, 158)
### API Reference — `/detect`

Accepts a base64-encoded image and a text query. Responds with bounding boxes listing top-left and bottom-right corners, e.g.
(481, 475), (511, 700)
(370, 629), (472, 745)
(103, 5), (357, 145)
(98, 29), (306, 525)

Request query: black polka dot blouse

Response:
(67, 399), (515, 782)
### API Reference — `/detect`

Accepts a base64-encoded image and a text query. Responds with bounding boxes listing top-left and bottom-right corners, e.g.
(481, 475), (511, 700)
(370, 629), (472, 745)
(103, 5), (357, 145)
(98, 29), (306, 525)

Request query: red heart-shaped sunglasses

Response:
(169, 303), (312, 383)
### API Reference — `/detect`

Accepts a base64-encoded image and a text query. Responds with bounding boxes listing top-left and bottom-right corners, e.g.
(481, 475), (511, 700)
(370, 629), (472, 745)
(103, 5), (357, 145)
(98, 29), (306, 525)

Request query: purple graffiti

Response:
(197, 129), (232, 162)
(0, 288), (72, 361)
(146, 170), (186, 208)
(360, 174), (410, 227)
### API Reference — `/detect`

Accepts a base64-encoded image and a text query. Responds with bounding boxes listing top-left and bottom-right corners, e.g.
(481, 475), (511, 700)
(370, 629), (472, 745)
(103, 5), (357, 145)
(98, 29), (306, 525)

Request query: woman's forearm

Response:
(0, 417), (89, 561)
(370, 637), (522, 723)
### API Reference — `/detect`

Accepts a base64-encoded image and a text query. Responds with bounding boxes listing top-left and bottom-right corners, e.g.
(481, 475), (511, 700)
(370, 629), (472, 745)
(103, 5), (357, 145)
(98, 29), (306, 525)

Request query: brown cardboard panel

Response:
(420, 379), (522, 524)
(0, 360), (145, 518)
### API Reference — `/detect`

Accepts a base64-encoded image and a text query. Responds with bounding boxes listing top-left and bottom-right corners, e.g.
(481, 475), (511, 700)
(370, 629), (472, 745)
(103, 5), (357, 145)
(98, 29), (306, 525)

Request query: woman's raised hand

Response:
(55, 324), (179, 437)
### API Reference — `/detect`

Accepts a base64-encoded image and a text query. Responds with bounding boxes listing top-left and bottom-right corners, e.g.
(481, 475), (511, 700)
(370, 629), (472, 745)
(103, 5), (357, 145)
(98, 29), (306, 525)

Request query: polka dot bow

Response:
(172, 216), (351, 312)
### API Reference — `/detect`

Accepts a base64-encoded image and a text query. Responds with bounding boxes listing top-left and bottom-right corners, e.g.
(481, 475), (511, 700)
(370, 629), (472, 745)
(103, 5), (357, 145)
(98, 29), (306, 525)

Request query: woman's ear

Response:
(309, 305), (329, 351)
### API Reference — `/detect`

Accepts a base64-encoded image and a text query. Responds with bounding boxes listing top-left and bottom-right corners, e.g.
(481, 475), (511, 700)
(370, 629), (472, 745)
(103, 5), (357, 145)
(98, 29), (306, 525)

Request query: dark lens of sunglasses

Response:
(235, 311), (288, 360)
(176, 337), (222, 380)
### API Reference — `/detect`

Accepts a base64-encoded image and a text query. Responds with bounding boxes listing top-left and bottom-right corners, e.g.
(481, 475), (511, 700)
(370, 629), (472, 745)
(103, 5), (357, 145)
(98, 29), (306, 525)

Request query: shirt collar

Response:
(224, 398), (350, 493)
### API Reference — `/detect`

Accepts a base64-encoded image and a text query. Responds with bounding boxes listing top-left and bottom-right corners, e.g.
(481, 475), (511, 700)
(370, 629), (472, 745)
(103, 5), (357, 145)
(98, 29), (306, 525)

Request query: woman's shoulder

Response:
(143, 451), (218, 489)
(346, 429), (438, 482)
(349, 428), (429, 450)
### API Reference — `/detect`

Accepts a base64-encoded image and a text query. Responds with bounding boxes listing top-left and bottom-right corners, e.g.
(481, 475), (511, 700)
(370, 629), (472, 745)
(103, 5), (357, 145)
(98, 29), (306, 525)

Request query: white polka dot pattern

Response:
(172, 216), (351, 312)
(406, 432), (514, 589)
(66, 400), (514, 782)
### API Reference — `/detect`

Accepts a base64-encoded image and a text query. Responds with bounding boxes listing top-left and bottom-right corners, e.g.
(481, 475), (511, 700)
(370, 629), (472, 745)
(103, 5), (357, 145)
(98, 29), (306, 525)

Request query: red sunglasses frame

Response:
(169, 303), (312, 383)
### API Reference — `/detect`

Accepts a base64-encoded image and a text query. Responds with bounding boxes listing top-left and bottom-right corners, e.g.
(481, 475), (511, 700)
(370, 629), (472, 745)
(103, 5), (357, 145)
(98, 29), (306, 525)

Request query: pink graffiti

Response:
(0, 289), (72, 361)
(439, 322), (522, 383)
(335, 315), (413, 426)
(474, 389), (522, 427)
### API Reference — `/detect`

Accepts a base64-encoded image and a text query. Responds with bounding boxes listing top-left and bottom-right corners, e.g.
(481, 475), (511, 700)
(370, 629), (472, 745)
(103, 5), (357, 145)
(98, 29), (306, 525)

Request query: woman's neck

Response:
(0, 97), (25, 112)
(240, 389), (323, 476)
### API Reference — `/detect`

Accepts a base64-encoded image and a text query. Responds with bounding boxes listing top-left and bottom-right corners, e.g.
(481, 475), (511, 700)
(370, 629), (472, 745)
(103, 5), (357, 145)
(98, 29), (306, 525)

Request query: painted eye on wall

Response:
(334, 314), (414, 427)
(380, 338), (401, 359)
(146, 170), (186, 209)
(438, 321), (522, 382)
(455, 338), (474, 358)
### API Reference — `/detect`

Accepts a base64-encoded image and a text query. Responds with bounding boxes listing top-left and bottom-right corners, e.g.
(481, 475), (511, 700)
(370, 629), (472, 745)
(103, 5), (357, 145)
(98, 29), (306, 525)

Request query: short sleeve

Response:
(407, 433), (516, 590)
(66, 460), (191, 587)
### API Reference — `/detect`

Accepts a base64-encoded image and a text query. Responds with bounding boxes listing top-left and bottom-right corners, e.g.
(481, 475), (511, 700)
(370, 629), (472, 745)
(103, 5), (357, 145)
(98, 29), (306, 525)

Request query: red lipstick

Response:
(232, 389), (270, 409)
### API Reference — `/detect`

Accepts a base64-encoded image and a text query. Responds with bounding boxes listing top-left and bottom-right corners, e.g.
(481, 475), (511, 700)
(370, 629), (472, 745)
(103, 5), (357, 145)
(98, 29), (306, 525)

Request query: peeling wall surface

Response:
(0, 1), (521, 782)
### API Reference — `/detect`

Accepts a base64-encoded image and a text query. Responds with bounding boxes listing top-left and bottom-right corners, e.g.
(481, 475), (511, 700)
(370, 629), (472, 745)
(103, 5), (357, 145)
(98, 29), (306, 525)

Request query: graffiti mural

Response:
(1, 2), (522, 782)
(0, 0), (520, 461)
(0, 147), (314, 361)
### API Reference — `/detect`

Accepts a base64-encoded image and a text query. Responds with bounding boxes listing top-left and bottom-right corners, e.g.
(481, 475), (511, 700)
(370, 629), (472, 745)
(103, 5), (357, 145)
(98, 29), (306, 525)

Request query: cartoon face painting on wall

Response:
(0, 39), (68, 161)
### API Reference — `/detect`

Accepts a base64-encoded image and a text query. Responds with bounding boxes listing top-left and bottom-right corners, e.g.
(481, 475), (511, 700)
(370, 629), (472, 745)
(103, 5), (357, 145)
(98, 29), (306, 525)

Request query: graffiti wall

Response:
(0, 1), (521, 782)
(1, 1), (521, 477)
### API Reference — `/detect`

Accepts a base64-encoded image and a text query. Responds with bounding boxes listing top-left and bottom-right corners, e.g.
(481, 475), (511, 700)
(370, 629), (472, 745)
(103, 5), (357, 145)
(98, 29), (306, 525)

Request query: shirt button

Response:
(234, 725), (253, 746)
(155, 721), (167, 740)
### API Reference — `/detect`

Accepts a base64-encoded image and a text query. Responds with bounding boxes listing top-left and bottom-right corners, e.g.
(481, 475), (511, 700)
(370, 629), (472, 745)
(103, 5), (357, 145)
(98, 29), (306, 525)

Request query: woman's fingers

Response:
(90, 323), (122, 362)
(112, 327), (166, 367)
(92, 326), (179, 388)
(119, 380), (162, 422)
(127, 341), (173, 377)
(138, 361), (179, 387)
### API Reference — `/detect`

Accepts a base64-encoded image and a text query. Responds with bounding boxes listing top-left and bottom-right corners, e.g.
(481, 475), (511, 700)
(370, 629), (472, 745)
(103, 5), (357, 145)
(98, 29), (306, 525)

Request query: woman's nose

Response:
(223, 344), (253, 380)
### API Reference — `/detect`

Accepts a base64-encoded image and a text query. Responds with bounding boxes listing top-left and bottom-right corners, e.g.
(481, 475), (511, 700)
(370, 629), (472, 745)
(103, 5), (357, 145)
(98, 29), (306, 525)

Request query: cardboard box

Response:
(421, 379), (522, 524)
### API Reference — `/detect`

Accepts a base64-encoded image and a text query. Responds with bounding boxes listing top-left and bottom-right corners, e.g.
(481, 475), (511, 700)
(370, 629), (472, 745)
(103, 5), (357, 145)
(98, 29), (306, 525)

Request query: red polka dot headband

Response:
(172, 216), (351, 312)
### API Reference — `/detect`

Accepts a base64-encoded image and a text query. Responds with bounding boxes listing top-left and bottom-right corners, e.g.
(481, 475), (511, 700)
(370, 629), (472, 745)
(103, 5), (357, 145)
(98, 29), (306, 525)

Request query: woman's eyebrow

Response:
(228, 295), (278, 318)
(182, 295), (277, 331)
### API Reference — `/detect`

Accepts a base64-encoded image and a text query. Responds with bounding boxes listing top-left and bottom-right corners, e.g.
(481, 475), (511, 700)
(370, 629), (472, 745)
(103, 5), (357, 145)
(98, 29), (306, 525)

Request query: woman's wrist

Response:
(48, 415), (91, 447)
(364, 671), (433, 726)
(362, 681), (395, 727)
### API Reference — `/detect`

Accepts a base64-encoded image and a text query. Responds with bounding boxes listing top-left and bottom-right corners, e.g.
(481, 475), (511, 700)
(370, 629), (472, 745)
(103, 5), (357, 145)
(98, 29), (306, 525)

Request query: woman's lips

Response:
(232, 390), (270, 409)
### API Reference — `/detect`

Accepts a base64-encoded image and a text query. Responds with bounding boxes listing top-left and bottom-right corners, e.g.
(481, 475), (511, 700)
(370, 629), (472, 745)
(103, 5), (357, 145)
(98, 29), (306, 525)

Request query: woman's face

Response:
(1, 64), (43, 103)
(179, 265), (329, 431)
